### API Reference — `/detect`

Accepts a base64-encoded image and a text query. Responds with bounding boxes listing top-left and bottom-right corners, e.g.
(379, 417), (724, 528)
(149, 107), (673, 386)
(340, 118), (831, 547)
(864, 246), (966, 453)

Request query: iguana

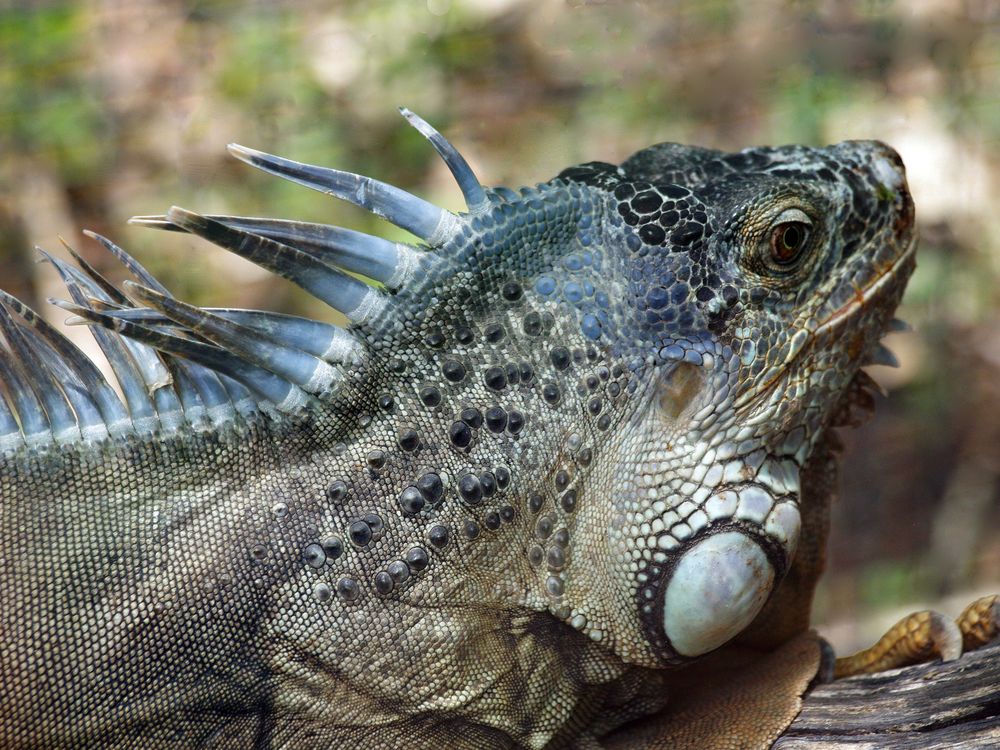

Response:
(1, 109), (996, 749)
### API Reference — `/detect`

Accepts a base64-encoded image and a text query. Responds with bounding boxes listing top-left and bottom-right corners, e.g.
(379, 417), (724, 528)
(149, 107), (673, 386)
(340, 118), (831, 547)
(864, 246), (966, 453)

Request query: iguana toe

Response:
(957, 593), (1000, 652)
(831, 600), (993, 678)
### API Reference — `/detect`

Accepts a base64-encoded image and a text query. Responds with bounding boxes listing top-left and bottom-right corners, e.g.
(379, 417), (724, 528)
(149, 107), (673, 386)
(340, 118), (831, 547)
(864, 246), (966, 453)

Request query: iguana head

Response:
(547, 141), (916, 664)
(3, 111), (914, 674)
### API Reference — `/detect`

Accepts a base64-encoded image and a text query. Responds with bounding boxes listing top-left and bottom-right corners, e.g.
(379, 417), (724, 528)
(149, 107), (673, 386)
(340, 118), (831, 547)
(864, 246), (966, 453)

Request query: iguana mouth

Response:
(734, 232), (917, 415)
(814, 233), (917, 336)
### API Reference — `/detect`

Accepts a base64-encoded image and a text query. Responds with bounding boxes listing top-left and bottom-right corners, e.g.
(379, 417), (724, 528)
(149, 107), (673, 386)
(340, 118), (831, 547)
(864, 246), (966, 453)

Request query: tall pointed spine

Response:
(399, 107), (488, 214)
(0, 303), (103, 442)
(0, 337), (50, 444)
(130, 215), (422, 292)
(226, 144), (458, 245)
(0, 290), (131, 436)
(0, 389), (25, 453)
(125, 282), (343, 397)
(42, 251), (158, 433)
(165, 208), (388, 326)
(57, 301), (316, 418)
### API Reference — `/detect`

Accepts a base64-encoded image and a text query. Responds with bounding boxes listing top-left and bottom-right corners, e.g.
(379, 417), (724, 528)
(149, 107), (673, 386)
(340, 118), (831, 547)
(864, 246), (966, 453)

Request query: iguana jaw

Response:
(647, 250), (917, 665)
(646, 242), (915, 663)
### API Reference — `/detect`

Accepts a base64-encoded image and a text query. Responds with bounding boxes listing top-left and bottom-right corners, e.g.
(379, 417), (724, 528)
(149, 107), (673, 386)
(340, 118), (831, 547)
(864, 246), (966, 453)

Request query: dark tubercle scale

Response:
(294, 234), (628, 616)
(428, 525), (450, 548)
(349, 520), (373, 547)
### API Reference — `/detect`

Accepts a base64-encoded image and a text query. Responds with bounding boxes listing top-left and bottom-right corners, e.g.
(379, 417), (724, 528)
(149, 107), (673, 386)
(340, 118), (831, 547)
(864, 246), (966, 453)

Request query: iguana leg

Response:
(833, 594), (1000, 678)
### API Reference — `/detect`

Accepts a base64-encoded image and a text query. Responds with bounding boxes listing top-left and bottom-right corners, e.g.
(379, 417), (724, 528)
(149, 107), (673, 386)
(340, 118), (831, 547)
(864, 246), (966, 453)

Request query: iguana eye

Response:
(771, 223), (808, 263)
(764, 208), (812, 272)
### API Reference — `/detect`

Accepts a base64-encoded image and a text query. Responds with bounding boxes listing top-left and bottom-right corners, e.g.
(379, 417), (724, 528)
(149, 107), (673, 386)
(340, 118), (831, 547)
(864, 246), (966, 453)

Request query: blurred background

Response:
(1, 0), (998, 653)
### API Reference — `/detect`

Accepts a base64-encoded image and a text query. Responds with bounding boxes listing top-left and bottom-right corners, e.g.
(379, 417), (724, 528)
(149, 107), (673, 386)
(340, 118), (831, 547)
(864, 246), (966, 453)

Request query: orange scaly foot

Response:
(834, 594), (1000, 679)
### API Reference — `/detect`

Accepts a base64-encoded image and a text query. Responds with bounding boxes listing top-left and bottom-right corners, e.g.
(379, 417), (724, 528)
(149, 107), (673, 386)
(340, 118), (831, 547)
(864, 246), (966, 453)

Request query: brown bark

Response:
(774, 642), (1000, 748)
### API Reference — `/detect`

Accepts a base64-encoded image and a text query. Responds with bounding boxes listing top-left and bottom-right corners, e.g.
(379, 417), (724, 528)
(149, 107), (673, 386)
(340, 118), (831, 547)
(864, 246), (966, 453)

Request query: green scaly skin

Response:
(0, 115), (915, 748)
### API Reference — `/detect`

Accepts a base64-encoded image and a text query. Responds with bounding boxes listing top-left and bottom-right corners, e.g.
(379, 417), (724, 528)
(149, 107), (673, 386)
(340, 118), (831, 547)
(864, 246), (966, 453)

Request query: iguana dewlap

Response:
(2, 109), (986, 749)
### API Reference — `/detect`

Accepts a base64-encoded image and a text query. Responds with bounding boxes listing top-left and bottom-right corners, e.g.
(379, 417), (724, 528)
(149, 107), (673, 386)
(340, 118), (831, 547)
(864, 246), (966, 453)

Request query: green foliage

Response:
(0, 6), (108, 180)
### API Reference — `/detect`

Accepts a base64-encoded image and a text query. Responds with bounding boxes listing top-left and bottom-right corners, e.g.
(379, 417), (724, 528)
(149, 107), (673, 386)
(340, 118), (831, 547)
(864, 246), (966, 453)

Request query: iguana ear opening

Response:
(655, 361), (705, 422)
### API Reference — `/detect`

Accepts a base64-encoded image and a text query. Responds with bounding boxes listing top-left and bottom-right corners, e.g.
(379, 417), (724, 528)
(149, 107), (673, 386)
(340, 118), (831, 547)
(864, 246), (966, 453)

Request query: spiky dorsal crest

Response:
(0, 110), (486, 458)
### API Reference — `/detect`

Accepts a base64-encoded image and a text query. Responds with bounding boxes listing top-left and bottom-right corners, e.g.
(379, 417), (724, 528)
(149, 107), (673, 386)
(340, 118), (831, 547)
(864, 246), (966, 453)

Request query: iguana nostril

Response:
(893, 183), (915, 238)
(872, 154), (905, 191)
(868, 147), (914, 238)
(661, 531), (775, 657)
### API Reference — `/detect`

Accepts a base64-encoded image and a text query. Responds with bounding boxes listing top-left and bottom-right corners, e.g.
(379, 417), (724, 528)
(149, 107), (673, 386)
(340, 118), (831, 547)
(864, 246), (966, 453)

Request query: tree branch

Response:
(774, 642), (1000, 748)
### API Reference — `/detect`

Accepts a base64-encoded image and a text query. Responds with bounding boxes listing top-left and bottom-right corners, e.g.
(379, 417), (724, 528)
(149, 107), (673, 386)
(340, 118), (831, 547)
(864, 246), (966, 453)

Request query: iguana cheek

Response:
(660, 531), (775, 657)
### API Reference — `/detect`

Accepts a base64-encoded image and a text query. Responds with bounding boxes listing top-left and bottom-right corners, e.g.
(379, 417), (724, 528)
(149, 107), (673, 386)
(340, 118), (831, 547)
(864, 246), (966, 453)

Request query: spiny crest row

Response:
(0, 109), (488, 456)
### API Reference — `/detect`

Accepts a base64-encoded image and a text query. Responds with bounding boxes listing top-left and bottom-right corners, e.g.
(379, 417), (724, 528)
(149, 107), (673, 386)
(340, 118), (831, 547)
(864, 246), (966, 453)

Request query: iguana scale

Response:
(1, 109), (996, 749)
